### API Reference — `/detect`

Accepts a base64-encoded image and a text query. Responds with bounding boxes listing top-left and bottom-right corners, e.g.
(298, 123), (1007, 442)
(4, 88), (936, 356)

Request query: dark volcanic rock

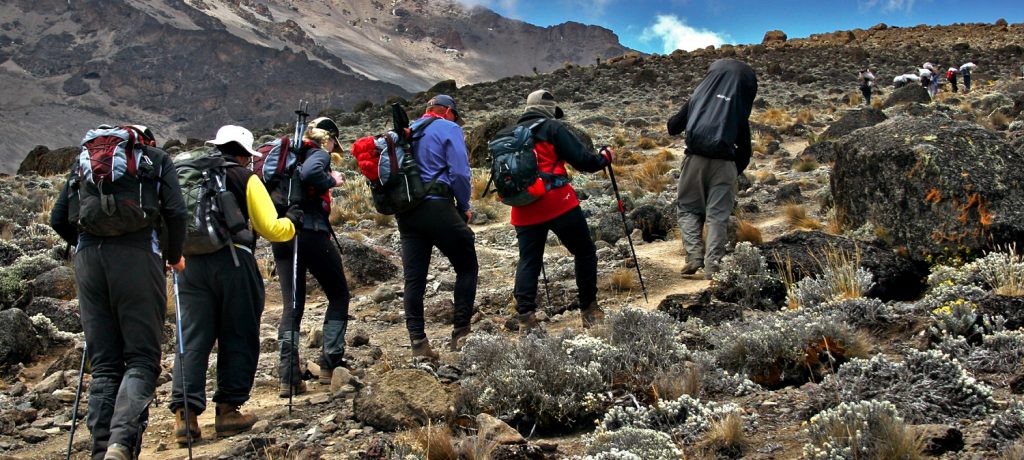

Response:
(338, 237), (399, 286)
(912, 424), (964, 455)
(802, 140), (839, 163)
(465, 114), (518, 168)
(629, 204), (672, 242)
(32, 266), (76, 301)
(822, 107), (887, 139)
(24, 297), (81, 333)
(775, 183), (803, 204)
(0, 309), (43, 371)
(657, 291), (743, 325)
(17, 145), (79, 176)
(760, 231), (928, 301)
(975, 294), (1024, 331)
(882, 84), (931, 108)
(832, 116), (1024, 262)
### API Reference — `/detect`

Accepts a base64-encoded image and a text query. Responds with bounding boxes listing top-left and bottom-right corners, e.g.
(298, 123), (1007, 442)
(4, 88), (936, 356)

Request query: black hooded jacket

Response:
(667, 59), (758, 172)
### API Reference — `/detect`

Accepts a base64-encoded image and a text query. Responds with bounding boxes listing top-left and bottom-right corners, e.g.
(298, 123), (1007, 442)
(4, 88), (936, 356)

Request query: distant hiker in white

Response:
(960, 62), (976, 92)
(893, 73), (920, 88)
(919, 66), (936, 98)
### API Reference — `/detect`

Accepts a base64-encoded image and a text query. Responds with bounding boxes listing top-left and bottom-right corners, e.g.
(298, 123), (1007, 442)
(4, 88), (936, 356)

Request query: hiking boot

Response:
(215, 403), (257, 438)
(580, 301), (605, 328)
(704, 264), (720, 281)
(319, 367), (333, 385)
(173, 407), (201, 446)
(411, 338), (440, 360)
(449, 326), (471, 352)
(278, 380), (307, 398)
(680, 261), (704, 276)
(103, 443), (132, 460)
(517, 312), (541, 333)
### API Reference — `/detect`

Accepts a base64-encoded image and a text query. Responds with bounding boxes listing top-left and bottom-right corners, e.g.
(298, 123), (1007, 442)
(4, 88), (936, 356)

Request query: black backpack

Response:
(67, 126), (162, 237)
(684, 59), (758, 158)
(174, 150), (251, 266)
(483, 119), (566, 206)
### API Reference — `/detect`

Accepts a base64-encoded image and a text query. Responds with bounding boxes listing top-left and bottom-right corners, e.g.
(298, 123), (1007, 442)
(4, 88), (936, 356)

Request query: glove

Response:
(599, 146), (614, 166)
(285, 205), (304, 227)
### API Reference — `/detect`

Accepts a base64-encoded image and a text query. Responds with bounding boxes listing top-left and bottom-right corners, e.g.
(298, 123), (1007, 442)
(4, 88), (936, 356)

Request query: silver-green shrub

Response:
(791, 267), (874, 309)
(711, 242), (786, 309)
(803, 400), (919, 460)
(582, 427), (680, 460)
(599, 394), (741, 443)
(603, 308), (689, 390)
(989, 400), (1024, 445)
(802, 297), (894, 328)
(937, 330), (1024, 374)
(813, 350), (993, 424)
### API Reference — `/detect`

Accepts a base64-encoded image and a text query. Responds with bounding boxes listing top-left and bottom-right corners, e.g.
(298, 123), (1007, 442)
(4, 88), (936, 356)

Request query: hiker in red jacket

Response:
(498, 90), (613, 330)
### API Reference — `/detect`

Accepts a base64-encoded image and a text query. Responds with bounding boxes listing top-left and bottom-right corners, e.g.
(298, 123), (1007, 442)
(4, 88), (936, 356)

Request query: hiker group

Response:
(51, 58), (757, 459)
(888, 61), (977, 98)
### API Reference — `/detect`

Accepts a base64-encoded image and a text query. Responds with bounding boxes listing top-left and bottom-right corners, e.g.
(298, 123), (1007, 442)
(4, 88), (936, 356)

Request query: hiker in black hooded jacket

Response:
(667, 59), (757, 280)
(50, 125), (187, 460)
(272, 117), (352, 397)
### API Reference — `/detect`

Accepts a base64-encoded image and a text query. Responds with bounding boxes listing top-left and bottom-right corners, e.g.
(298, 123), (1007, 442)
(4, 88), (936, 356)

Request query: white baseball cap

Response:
(206, 125), (262, 157)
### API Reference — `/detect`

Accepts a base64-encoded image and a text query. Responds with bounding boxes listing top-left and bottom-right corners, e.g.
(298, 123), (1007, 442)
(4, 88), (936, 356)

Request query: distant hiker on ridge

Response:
(960, 62), (976, 93)
(947, 67), (959, 93)
(858, 68), (875, 105)
(667, 59), (758, 280)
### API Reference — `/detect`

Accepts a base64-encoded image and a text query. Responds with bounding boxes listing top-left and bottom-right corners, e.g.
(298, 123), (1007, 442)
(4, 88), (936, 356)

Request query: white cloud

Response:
(861, 0), (916, 13)
(640, 15), (726, 53)
(449, 0), (520, 13)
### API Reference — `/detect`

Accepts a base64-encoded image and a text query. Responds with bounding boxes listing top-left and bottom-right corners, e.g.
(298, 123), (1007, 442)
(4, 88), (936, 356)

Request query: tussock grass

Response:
(1001, 441), (1024, 460)
(470, 170), (506, 222)
(612, 131), (628, 147)
(407, 424), (457, 460)
(736, 219), (763, 244)
(703, 413), (748, 455)
(752, 108), (794, 130)
(330, 179), (379, 226)
(636, 137), (658, 150)
(810, 245), (865, 301)
(989, 111), (1011, 130)
(793, 156), (820, 172)
(36, 195), (56, 226)
(784, 204), (823, 231)
(604, 268), (638, 293)
(752, 131), (776, 156)
(795, 109), (816, 124)
(773, 251), (801, 310)
(618, 150), (673, 194)
(848, 92), (863, 106)
(652, 366), (699, 401)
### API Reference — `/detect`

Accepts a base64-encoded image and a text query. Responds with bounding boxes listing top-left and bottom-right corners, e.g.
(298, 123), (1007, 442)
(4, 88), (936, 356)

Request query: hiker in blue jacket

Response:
(397, 95), (478, 359)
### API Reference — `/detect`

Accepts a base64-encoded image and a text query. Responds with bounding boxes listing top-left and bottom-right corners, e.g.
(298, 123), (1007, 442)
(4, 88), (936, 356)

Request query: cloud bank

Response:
(641, 15), (727, 53)
(860, 0), (917, 13)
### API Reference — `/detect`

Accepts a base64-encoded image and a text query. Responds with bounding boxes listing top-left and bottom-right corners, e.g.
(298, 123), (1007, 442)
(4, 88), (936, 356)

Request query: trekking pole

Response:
(288, 234), (298, 415)
(540, 261), (552, 309)
(292, 101), (310, 152)
(171, 271), (194, 460)
(604, 152), (648, 303)
(66, 342), (87, 460)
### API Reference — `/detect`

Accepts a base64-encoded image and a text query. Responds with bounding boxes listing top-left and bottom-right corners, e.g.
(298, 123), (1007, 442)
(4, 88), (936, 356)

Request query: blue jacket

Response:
(410, 116), (471, 213)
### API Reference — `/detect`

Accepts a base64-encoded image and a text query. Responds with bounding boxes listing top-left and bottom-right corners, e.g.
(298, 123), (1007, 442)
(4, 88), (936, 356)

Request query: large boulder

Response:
(762, 30), (787, 44)
(882, 84), (930, 108)
(802, 140), (839, 163)
(338, 236), (399, 286)
(831, 116), (1024, 263)
(465, 114), (518, 168)
(32, 266), (76, 300)
(629, 204), (673, 242)
(657, 291), (743, 326)
(822, 107), (887, 139)
(353, 368), (452, 431)
(0, 309), (43, 371)
(16, 145), (79, 176)
(760, 231), (928, 301)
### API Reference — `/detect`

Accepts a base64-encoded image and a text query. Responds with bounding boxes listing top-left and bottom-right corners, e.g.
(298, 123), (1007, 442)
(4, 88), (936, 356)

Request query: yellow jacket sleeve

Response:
(246, 175), (295, 242)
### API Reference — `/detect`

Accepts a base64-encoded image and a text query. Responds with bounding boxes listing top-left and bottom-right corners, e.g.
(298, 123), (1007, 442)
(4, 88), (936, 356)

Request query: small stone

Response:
(307, 326), (323, 349)
(371, 286), (397, 303)
(319, 413), (338, 425)
(477, 413), (524, 445)
(534, 311), (548, 322)
(251, 420), (271, 434)
(33, 371), (66, 394)
(308, 393), (331, 405)
(9, 382), (26, 397)
(330, 368), (354, 393)
(155, 442), (168, 452)
(281, 419), (307, 429)
(349, 329), (371, 347)
(20, 428), (48, 443)
(537, 441), (559, 452)
(54, 389), (77, 402)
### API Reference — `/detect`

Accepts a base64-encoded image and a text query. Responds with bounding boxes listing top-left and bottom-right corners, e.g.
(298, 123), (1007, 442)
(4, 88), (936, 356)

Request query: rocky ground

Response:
(4, 20), (1024, 460)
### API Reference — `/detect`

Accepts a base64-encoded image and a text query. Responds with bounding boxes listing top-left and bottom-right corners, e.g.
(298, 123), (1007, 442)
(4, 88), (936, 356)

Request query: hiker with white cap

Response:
(893, 73), (920, 88)
(947, 67), (959, 93)
(49, 124), (187, 460)
(272, 117), (353, 396)
(960, 62), (977, 92)
(168, 125), (298, 446)
(919, 66), (936, 98)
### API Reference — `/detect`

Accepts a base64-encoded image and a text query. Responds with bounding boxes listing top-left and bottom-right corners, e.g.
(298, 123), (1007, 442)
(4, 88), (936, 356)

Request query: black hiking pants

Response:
(272, 229), (350, 383)
(396, 199), (478, 341)
(860, 84), (871, 105)
(76, 243), (165, 460)
(514, 206), (597, 315)
(169, 246), (263, 414)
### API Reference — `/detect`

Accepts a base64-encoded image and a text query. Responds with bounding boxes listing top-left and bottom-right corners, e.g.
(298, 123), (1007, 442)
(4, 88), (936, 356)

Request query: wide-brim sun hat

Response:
(310, 117), (344, 154)
(206, 125), (262, 157)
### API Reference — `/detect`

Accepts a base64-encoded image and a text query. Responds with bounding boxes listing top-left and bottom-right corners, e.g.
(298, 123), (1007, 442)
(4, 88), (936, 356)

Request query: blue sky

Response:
(455, 0), (1023, 54)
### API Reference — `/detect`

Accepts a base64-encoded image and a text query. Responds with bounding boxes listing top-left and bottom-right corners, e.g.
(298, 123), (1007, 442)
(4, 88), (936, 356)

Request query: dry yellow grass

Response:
(411, 424), (457, 460)
(617, 151), (673, 194)
(736, 219), (763, 244)
(793, 156), (820, 172)
(752, 108), (794, 130)
(652, 367), (697, 402)
(604, 268), (638, 293)
(784, 204), (823, 231)
(986, 244), (1024, 297)
(36, 195), (56, 226)
(989, 111), (1011, 130)
(811, 245), (866, 301)
(703, 413), (749, 455)
(848, 92), (863, 106)
(795, 108), (816, 124)
(636, 137), (658, 149)
(330, 179), (387, 226)
(752, 131), (776, 156)
(1001, 441), (1024, 460)
(773, 251), (801, 309)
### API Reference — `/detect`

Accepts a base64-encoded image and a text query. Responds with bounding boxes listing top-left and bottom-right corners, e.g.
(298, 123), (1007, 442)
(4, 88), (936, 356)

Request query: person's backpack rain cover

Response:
(684, 59), (758, 162)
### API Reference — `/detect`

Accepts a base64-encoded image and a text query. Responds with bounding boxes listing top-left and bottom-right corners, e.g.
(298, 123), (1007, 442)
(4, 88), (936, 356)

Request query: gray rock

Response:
(353, 369), (451, 431)
(775, 183), (803, 204)
(882, 84), (930, 108)
(0, 309), (43, 371)
(31, 267), (76, 300)
(33, 371), (66, 395)
(912, 424), (964, 455)
(832, 116), (1024, 262)
(629, 205), (673, 243)
(821, 107), (887, 139)
(476, 413), (525, 445)
(24, 297), (80, 333)
(338, 237), (399, 286)
(330, 367), (354, 393)
(349, 329), (371, 347)
(20, 427), (48, 443)
(657, 291), (743, 326)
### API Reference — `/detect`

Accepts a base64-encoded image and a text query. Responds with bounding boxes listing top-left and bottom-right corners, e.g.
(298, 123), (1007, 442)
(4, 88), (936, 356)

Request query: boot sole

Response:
(216, 426), (254, 438)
